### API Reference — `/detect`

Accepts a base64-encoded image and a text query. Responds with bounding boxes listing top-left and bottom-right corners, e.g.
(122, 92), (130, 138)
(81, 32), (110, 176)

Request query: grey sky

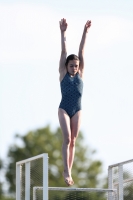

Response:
(0, 0), (133, 171)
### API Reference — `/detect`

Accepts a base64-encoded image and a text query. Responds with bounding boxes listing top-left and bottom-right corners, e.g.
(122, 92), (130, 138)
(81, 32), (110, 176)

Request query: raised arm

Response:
(59, 18), (68, 76)
(78, 20), (91, 74)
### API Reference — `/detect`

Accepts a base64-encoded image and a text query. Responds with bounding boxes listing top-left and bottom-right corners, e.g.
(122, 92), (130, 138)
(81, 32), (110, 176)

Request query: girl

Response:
(58, 18), (91, 186)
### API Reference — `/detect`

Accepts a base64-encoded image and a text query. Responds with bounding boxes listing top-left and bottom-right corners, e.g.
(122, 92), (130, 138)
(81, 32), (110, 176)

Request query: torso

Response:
(59, 72), (83, 118)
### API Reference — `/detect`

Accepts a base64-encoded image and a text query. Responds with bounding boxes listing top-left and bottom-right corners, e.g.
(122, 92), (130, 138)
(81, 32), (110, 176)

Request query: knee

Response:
(70, 137), (76, 147)
(63, 137), (71, 146)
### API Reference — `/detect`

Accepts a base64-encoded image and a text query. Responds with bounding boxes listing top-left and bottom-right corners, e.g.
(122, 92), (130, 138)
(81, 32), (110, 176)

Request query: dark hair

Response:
(65, 54), (80, 66)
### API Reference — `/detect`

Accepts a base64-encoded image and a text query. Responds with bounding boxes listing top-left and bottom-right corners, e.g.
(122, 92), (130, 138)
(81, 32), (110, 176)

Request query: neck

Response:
(68, 72), (77, 77)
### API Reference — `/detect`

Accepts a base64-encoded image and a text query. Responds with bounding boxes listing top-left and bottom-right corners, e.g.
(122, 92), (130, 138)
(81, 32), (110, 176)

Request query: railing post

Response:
(118, 164), (123, 200)
(16, 164), (22, 200)
(43, 154), (48, 200)
(33, 187), (36, 200)
(25, 161), (30, 200)
(108, 167), (113, 200)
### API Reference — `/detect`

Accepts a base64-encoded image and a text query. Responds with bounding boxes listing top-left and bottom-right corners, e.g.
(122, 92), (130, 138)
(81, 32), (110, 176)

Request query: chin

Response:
(69, 71), (77, 76)
(71, 73), (75, 76)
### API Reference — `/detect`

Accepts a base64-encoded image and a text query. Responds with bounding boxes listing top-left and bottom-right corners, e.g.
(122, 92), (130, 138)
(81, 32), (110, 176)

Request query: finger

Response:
(86, 21), (91, 27)
(61, 19), (64, 25)
(64, 18), (67, 24)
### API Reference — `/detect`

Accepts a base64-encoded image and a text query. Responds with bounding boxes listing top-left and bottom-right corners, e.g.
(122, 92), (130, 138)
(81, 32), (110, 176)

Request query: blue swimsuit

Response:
(59, 72), (83, 118)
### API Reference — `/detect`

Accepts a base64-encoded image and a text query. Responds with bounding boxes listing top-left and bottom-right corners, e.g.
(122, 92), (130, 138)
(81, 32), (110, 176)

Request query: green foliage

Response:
(124, 183), (133, 200)
(0, 158), (4, 197)
(0, 158), (3, 169)
(5, 125), (133, 199)
(48, 190), (108, 200)
(6, 125), (105, 195)
(0, 182), (3, 197)
(0, 196), (14, 200)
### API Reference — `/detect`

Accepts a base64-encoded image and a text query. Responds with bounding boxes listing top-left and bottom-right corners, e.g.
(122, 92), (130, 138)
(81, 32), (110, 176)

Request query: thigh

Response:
(70, 111), (82, 139)
(58, 108), (71, 140)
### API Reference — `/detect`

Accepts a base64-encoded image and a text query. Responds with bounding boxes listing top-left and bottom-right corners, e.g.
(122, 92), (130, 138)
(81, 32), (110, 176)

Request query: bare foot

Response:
(62, 171), (71, 186)
(70, 176), (74, 186)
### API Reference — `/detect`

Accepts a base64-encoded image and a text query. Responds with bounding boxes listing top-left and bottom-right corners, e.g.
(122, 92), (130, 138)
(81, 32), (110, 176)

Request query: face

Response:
(67, 59), (80, 76)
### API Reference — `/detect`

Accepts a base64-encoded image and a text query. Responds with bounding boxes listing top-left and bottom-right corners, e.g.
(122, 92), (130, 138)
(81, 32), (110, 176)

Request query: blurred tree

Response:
(0, 159), (14, 200)
(0, 196), (14, 200)
(124, 183), (133, 200)
(5, 125), (105, 195)
(0, 158), (4, 197)
(123, 171), (133, 200)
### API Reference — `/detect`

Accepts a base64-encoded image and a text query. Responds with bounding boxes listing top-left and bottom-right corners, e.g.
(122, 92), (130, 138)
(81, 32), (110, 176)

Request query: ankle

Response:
(64, 170), (70, 176)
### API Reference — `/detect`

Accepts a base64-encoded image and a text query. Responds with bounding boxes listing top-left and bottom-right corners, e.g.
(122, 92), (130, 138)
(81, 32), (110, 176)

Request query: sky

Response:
(0, 0), (133, 175)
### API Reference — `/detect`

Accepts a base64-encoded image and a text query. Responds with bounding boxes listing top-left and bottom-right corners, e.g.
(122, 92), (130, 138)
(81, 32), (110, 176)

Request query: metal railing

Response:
(16, 153), (48, 200)
(108, 159), (133, 200)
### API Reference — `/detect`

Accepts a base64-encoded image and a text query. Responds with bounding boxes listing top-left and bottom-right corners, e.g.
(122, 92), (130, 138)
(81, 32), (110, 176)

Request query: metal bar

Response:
(33, 186), (117, 192)
(108, 167), (113, 189)
(16, 153), (45, 165)
(25, 161), (30, 200)
(114, 178), (133, 186)
(43, 154), (48, 200)
(108, 159), (133, 168)
(16, 164), (22, 200)
(33, 187), (36, 200)
(118, 164), (123, 200)
(49, 187), (117, 192)
(108, 167), (113, 200)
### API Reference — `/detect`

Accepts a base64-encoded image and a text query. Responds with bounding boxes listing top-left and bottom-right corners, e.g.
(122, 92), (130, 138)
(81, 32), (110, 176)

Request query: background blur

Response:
(0, 0), (133, 198)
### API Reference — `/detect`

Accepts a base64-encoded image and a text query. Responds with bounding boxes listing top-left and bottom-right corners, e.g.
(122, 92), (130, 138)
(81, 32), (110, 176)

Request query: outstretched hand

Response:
(59, 18), (68, 32)
(84, 20), (91, 32)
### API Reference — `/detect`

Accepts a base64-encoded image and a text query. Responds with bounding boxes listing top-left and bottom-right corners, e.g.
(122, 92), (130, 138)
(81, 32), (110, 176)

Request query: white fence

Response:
(108, 159), (133, 200)
(16, 153), (48, 200)
(33, 186), (117, 200)
(16, 153), (133, 200)
(16, 153), (122, 200)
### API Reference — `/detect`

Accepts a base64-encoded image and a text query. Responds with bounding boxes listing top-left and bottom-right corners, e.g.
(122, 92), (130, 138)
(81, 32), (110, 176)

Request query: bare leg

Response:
(58, 108), (71, 185)
(69, 111), (81, 180)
